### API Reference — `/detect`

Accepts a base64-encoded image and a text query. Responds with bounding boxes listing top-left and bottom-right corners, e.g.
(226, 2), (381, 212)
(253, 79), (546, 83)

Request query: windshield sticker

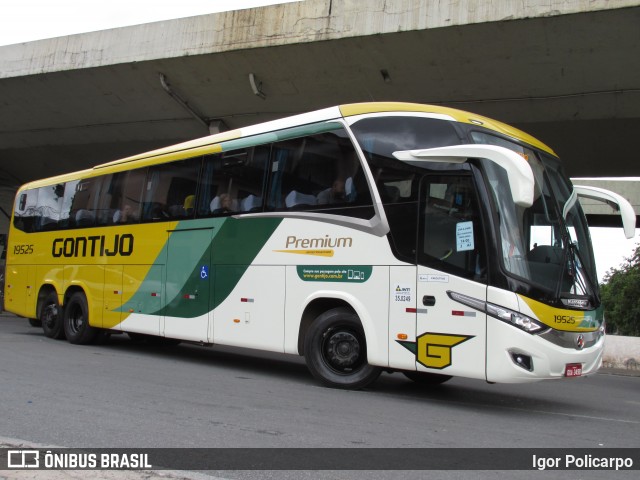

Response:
(297, 266), (371, 283)
(456, 221), (474, 252)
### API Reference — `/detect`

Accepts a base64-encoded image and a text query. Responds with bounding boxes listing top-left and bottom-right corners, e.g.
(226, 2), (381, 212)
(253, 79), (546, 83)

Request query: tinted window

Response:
(34, 184), (65, 231)
(96, 169), (146, 225)
(349, 116), (465, 257)
(66, 177), (102, 228)
(198, 146), (269, 217)
(419, 175), (486, 280)
(13, 189), (39, 232)
(14, 184), (64, 232)
(351, 116), (463, 159)
(143, 158), (201, 221)
(267, 128), (373, 218)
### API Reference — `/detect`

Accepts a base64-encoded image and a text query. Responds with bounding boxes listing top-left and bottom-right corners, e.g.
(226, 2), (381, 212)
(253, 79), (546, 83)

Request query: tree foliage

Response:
(600, 243), (640, 336)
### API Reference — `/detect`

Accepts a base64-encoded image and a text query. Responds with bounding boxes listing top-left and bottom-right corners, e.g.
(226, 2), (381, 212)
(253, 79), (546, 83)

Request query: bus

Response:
(4, 102), (635, 389)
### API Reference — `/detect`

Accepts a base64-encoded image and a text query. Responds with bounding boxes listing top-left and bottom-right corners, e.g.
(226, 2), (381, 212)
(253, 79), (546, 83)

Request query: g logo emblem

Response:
(416, 333), (474, 369)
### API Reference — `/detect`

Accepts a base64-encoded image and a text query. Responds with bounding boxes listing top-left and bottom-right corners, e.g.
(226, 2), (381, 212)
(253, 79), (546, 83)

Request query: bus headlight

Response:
(485, 303), (546, 333)
(448, 291), (547, 334)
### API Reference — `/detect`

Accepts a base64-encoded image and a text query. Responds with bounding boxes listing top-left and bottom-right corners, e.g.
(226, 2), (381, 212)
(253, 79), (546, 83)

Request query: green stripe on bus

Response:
(220, 122), (343, 152)
(120, 217), (281, 318)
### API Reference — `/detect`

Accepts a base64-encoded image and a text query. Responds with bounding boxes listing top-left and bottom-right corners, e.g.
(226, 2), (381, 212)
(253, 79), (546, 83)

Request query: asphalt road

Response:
(0, 312), (638, 480)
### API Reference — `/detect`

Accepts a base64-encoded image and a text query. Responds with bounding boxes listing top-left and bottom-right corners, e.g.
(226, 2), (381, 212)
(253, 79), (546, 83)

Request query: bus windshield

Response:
(349, 115), (600, 307)
(474, 132), (599, 306)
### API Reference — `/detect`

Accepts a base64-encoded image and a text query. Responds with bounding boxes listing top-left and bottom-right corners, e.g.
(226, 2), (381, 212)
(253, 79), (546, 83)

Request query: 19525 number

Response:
(13, 244), (34, 255)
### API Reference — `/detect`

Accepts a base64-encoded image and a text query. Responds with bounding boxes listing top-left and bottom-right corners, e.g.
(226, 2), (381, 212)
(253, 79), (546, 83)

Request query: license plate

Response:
(565, 363), (582, 377)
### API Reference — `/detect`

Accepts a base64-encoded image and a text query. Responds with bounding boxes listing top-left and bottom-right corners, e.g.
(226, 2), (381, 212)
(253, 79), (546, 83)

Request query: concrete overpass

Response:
(0, 0), (639, 232)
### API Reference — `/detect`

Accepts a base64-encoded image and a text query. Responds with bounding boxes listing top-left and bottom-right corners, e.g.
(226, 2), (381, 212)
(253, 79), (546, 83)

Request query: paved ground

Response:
(1, 312), (638, 480)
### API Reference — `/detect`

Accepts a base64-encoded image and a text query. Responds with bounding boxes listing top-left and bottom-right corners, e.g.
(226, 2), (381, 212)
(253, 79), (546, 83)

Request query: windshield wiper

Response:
(565, 242), (599, 306)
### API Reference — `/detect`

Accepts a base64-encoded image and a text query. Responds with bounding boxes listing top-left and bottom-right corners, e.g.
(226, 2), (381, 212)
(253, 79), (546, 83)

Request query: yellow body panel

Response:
(519, 295), (601, 332)
(6, 222), (178, 321)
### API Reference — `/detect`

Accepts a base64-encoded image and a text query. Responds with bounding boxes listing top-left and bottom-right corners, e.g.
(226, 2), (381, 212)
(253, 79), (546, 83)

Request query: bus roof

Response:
(19, 102), (555, 191)
(339, 102), (555, 156)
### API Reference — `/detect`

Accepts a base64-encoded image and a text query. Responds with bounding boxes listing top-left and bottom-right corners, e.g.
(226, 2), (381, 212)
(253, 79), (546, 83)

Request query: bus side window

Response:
(13, 189), (39, 233)
(95, 174), (117, 225)
(361, 153), (420, 262)
(144, 157), (201, 221)
(66, 177), (101, 229)
(33, 184), (64, 231)
(419, 175), (486, 280)
(115, 169), (145, 224)
(96, 169), (146, 225)
(267, 127), (371, 216)
(59, 180), (79, 229)
(198, 146), (268, 217)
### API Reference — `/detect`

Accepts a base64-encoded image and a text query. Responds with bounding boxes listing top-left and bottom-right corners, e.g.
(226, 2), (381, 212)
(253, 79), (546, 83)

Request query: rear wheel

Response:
(63, 291), (99, 344)
(304, 307), (381, 389)
(403, 371), (452, 385)
(40, 291), (65, 339)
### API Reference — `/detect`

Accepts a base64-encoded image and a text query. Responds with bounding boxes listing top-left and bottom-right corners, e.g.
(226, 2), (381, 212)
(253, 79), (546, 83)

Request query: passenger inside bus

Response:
(210, 193), (238, 214)
(113, 204), (138, 223)
(316, 177), (355, 205)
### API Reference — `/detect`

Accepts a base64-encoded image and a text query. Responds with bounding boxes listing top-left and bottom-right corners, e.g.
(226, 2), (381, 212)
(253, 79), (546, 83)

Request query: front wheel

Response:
(63, 291), (99, 344)
(304, 308), (381, 389)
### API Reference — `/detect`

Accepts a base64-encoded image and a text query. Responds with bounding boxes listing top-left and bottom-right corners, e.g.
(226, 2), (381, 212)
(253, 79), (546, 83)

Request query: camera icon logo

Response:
(7, 450), (40, 468)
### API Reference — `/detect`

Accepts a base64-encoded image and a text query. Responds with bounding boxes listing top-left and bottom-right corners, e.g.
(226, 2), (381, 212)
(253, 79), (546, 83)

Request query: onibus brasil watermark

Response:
(7, 450), (151, 469)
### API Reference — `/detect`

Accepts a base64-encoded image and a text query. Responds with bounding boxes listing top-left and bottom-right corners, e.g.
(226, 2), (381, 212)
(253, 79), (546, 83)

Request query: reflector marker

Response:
(183, 294), (196, 299)
(113, 290), (122, 295)
(151, 292), (160, 297)
(452, 310), (476, 317)
(241, 298), (254, 303)
(406, 308), (428, 314)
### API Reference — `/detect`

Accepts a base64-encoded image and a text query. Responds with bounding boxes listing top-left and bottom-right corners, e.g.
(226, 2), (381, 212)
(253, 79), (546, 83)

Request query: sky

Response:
(0, 0), (299, 46)
(591, 227), (638, 282)
(0, 0), (637, 279)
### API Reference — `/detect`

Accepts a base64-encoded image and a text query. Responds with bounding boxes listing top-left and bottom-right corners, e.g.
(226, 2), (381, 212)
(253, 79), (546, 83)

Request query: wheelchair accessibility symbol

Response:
(200, 265), (209, 279)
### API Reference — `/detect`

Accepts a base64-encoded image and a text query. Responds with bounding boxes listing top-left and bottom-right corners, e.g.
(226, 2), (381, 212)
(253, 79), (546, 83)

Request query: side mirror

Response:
(573, 185), (637, 239)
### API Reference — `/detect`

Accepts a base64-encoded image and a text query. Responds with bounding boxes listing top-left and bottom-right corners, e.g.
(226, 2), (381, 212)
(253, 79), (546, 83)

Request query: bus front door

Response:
(163, 228), (213, 343)
(414, 174), (487, 381)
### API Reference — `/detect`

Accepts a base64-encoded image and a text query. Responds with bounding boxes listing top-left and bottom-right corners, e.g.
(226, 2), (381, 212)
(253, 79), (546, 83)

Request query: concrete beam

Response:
(1, 0), (638, 79)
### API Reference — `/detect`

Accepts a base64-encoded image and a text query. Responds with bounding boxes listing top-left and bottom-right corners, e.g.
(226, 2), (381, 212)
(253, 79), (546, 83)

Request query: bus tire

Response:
(28, 318), (42, 328)
(40, 291), (65, 339)
(63, 291), (98, 345)
(403, 371), (452, 385)
(304, 307), (381, 389)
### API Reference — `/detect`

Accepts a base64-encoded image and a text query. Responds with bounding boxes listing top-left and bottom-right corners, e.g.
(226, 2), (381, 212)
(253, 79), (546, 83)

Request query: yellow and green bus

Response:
(5, 102), (634, 388)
